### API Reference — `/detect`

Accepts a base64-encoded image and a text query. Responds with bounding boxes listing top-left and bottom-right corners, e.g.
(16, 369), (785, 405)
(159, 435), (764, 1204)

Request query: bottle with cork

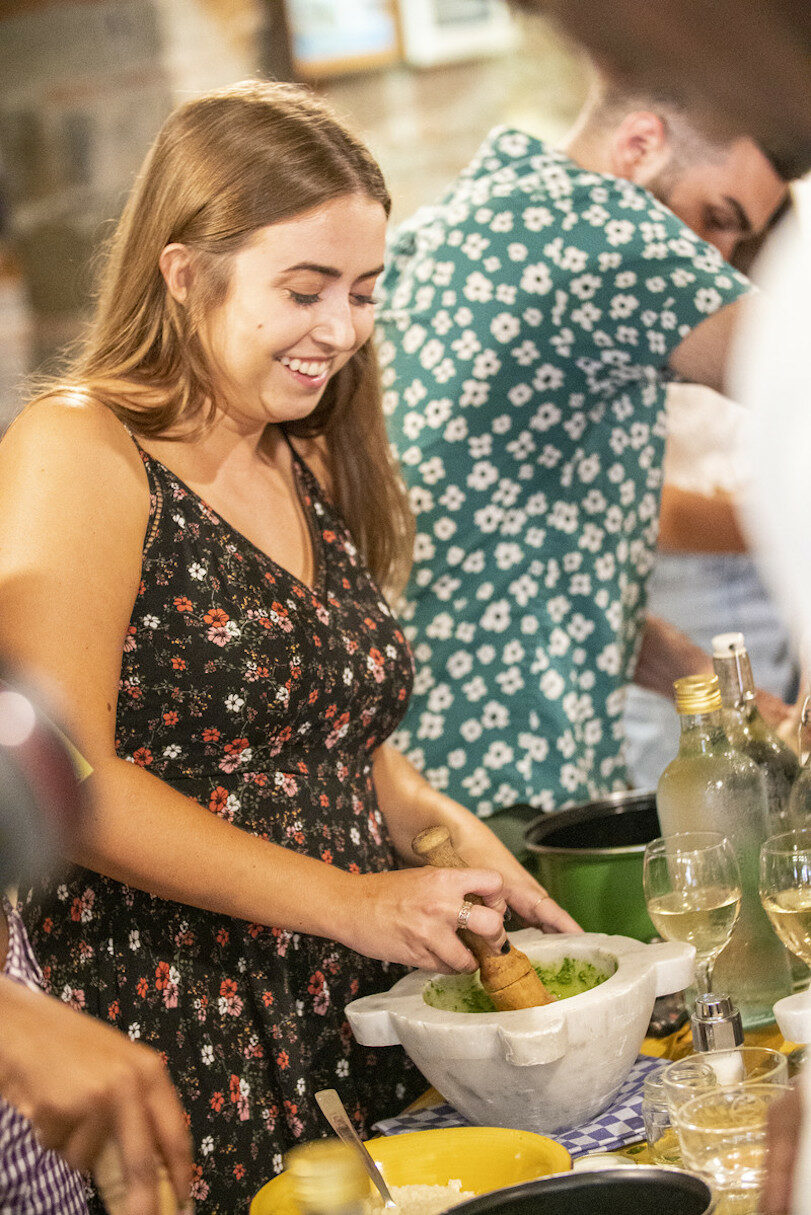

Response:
(712, 631), (800, 833)
(656, 673), (793, 1027)
(788, 691), (811, 822)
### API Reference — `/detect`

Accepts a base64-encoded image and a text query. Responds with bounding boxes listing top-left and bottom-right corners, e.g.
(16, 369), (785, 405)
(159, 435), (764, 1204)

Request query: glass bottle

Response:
(712, 631), (800, 833)
(788, 693), (811, 823)
(285, 1140), (368, 1215)
(656, 674), (793, 1028)
(790, 765), (811, 821)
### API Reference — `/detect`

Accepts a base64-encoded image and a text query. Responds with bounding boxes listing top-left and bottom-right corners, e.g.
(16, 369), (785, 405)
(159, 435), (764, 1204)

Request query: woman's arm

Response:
(632, 613), (713, 697)
(372, 744), (581, 934)
(657, 484), (747, 554)
(0, 400), (503, 973)
(83, 757), (509, 972)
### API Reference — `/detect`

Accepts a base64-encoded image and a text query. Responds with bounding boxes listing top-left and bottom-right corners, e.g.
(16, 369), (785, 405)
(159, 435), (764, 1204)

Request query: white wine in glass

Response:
(760, 830), (811, 966)
(759, 829), (811, 1063)
(644, 832), (742, 995)
(761, 888), (811, 960)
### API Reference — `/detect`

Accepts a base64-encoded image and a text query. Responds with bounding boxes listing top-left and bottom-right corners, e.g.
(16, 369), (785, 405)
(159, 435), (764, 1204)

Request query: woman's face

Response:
(198, 193), (387, 430)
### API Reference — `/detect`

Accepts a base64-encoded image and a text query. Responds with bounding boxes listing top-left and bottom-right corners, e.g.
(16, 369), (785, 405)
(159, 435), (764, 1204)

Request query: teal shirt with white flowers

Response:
(378, 128), (750, 817)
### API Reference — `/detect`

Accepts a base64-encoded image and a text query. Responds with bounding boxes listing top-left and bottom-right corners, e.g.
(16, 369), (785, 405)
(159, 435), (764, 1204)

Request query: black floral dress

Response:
(23, 438), (423, 1212)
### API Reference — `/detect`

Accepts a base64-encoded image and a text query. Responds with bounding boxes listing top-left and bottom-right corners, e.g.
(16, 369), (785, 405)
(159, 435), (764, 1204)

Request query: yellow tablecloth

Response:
(640, 1022), (798, 1063)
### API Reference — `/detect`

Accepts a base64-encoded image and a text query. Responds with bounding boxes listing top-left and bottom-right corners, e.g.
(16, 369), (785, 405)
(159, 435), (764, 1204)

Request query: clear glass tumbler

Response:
(672, 1081), (790, 1212)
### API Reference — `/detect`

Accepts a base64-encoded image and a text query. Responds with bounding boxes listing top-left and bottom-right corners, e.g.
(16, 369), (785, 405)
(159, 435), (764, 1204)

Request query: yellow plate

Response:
(250, 1125), (571, 1213)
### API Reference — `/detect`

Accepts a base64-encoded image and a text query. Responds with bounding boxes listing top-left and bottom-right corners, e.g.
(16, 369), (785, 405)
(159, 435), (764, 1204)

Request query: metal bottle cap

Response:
(691, 993), (744, 1052)
(674, 673), (723, 715)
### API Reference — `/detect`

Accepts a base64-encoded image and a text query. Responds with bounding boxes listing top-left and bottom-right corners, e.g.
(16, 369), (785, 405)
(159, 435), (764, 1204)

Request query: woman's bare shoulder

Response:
(9, 393), (138, 449)
(3, 395), (147, 490)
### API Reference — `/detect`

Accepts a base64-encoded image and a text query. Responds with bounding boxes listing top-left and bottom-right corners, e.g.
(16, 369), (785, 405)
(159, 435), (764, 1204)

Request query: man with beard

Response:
(378, 81), (790, 848)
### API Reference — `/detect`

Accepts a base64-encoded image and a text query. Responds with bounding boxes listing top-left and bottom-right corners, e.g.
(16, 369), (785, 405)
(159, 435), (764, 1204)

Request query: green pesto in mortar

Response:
(423, 956), (610, 1013)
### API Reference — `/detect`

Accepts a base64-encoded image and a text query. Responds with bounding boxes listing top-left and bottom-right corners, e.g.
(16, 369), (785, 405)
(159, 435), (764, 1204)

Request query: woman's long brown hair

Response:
(32, 80), (414, 594)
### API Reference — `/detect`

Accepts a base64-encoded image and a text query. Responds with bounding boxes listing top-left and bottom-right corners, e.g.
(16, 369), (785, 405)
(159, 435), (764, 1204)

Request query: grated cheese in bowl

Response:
(365, 1180), (475, 1214)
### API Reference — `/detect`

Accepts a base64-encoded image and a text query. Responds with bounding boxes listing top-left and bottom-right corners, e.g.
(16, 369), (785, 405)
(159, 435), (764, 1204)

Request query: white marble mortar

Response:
(346, 931), (695, 1133)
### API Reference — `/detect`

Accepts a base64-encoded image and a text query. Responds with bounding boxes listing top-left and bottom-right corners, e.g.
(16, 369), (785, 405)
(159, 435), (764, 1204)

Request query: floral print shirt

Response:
(378, 128), (749, 815)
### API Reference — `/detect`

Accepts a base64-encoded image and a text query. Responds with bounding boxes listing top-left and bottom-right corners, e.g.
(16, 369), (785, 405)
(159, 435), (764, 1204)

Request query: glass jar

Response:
(642, 1068), (682, 1165)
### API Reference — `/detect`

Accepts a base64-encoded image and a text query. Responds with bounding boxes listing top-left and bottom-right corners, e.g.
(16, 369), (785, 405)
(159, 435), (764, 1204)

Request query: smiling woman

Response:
(40, 81), (412, 596)
(0, 81), (578, 1214)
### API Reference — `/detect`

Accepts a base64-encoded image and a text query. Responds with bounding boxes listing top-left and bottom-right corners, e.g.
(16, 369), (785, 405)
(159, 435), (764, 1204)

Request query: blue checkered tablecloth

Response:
(372, 1054), (663, 1157)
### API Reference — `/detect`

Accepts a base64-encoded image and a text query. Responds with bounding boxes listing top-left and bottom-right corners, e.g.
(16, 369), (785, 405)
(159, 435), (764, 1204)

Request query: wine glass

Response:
(759, 828), (811, 1060)
(644, 832), (742, 995)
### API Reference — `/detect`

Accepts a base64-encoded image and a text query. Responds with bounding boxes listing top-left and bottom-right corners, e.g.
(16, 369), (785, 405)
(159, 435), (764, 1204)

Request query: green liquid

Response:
(423, 956), (611, 1013)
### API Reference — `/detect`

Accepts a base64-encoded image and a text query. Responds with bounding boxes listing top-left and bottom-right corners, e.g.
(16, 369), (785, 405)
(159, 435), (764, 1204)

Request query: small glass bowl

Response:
(662, 1047), (789, 1112)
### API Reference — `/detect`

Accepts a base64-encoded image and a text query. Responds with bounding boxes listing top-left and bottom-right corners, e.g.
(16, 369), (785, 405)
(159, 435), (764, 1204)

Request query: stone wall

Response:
(0, 0), (275, 422)
(323, 14), (588, 227)
(1, 1), (172, 387)
(0, 0), (586, 423)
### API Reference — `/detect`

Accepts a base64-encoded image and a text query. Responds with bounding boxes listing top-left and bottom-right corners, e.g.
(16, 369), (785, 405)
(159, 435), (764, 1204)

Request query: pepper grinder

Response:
(691, 993), (744, 1052)
(691, 993), (745, 1085)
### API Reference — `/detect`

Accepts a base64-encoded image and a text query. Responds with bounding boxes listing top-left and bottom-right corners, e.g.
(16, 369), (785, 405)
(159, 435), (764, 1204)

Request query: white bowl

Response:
(346, 931), (694, 1134)
(773, 989), (811, 1043)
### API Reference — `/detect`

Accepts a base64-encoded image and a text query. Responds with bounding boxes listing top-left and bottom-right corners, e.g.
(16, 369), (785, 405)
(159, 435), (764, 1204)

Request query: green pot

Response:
(524, 792), (660, 941)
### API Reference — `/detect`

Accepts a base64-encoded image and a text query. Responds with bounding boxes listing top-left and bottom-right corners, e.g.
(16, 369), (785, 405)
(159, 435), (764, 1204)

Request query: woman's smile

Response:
(277, 354), (332, 389)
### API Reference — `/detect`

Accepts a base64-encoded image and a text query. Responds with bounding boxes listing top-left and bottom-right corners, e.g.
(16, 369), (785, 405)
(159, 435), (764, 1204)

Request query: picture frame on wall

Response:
(397, 0), (517, 68)
(285, 0), (401, 79)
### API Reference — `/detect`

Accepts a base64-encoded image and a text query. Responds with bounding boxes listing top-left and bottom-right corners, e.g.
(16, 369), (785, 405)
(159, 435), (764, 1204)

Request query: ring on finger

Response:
(456, 899), (474, 931)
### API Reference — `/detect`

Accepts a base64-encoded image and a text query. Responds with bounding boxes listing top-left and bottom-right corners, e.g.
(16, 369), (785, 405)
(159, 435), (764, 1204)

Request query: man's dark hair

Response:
(508, 0), (810, 181)
(585, 83), (800, 183)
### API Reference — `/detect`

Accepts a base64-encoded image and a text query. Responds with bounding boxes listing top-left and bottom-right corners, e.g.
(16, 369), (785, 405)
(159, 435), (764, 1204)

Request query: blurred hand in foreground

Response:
(0, 976), (193, 1215)
(762, 1080), (802, 1215)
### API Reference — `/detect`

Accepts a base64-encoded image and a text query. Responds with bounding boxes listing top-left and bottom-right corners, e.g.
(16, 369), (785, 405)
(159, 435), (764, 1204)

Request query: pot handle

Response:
(497, 1013), (568, 1066)
(344, 993), (399, 1047)
(644, 940), (696, 997)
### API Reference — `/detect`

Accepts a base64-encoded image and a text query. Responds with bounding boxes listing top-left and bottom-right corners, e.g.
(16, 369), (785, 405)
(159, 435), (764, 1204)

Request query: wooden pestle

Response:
(412, 825), (555, 1010)
(94, 1144), (190, 1215)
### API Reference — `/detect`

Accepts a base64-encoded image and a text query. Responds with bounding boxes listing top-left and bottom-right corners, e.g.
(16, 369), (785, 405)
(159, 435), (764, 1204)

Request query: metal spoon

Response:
(314, 1088), (398, 1209)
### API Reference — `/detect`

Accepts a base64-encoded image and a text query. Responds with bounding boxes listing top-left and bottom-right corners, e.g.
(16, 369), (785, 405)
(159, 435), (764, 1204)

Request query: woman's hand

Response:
(336, 865), (509, 973)
(0, 977), (193, 1215)
(497, 868), (582, 934)
(455, 832), (581, 933)
(372, 744), (582, 940)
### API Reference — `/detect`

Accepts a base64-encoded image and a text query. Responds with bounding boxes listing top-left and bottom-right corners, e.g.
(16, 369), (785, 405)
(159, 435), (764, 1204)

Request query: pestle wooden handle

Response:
(94, 1143), (189, 1215)
(413, 825), (473, 872)
(412, 826), (555, 1010)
